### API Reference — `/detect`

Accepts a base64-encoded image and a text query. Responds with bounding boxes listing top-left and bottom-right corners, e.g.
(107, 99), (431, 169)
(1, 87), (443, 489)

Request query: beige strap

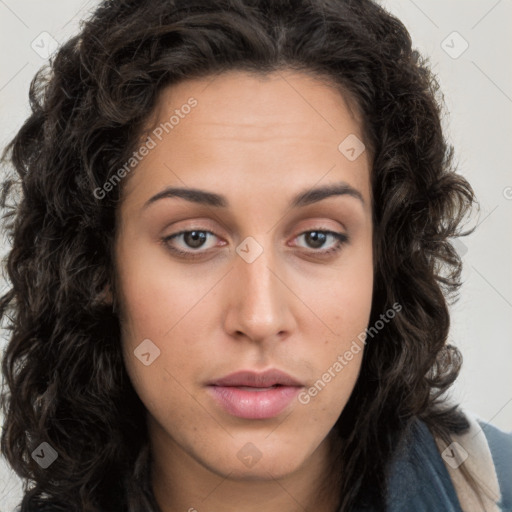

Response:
(434, 410), (502, 512)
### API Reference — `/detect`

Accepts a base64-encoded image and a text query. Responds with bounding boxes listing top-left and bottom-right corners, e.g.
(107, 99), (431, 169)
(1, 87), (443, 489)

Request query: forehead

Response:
(145, 69), (364, 143)
(121, 69), (371, 209)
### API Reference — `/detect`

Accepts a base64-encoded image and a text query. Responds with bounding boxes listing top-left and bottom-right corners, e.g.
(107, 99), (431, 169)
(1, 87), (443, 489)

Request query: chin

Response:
(204, 442), (313, 481)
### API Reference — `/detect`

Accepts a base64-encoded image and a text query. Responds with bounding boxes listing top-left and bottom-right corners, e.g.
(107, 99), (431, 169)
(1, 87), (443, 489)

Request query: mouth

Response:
(206, 369), (304, 420)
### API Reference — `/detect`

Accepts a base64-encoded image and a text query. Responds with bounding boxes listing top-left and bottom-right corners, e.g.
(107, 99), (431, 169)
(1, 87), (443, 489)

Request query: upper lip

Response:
(208, 369), (303, 388)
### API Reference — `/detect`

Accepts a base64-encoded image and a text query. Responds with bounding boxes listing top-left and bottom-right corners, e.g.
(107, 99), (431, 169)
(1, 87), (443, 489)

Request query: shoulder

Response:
(385, 417), (464, 511)
(478, 418), (512, 512)
(433, 410), (512, 512)
(385, 412), (511, 512)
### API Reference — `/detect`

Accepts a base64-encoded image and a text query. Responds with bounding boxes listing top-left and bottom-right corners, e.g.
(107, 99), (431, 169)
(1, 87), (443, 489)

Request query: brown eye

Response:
(162, 229), (221, 259)
(303, 231), (328, 249)
(294, 230), (349, 255)
(182, 230), (208, 249)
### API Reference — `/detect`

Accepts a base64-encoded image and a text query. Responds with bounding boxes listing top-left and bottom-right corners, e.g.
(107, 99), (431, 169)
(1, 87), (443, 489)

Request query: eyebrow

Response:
(143, 181), (365, 210)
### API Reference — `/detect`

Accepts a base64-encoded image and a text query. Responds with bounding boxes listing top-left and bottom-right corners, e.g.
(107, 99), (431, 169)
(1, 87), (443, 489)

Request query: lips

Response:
(206, 369), (304, 420)
(208, 369), (303, 388)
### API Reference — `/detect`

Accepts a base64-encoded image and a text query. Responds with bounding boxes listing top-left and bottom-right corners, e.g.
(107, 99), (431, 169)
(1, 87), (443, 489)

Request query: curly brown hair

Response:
(1, 0), (482, 510)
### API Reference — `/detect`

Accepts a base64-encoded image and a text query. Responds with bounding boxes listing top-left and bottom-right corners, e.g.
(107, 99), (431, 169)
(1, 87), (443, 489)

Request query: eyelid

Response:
(161, 226), (349, 260)
(291, 229), (348, 248)
(162, 229), (223, 257)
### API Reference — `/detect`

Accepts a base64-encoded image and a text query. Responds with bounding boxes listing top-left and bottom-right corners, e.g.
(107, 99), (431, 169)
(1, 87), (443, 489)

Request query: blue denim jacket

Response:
(378, 418), (512, 512)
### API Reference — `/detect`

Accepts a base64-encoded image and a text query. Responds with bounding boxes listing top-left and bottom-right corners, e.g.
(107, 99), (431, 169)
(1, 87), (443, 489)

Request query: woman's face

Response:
(114, 70), (373, 483)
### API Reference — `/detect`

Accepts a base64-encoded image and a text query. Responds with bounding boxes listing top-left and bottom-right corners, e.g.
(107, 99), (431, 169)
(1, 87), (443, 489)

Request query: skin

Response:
(113, 69), (374, 512)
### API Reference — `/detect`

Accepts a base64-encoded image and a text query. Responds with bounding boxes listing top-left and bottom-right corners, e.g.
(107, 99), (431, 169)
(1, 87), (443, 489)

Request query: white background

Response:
(1, 0), (511, 509)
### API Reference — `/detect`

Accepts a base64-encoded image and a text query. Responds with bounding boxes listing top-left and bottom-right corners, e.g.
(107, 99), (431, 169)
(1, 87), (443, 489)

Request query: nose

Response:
(223, 240), (296, 344)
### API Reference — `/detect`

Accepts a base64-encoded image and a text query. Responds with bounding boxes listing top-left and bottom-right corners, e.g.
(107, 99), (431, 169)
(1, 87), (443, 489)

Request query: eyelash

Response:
(161, 228), (349, 260)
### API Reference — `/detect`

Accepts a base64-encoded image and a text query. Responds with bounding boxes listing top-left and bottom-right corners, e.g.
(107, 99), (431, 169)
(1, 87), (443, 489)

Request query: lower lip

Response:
(207, 385), (302, 419)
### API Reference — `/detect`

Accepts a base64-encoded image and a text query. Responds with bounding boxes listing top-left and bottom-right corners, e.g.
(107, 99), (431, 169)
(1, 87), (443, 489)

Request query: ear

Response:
(97, 283), (113, 306)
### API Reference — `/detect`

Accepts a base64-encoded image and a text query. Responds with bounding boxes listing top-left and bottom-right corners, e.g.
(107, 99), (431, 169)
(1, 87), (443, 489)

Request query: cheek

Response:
(301, 263), (373, 347)
(299, 344), (364, 421)
(296, 258), (372, 420)
(115, 241), (196, 411)
(115, 232), (196, 344)
(298, 225), (373, 326)
(121, 327), (197, 432)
